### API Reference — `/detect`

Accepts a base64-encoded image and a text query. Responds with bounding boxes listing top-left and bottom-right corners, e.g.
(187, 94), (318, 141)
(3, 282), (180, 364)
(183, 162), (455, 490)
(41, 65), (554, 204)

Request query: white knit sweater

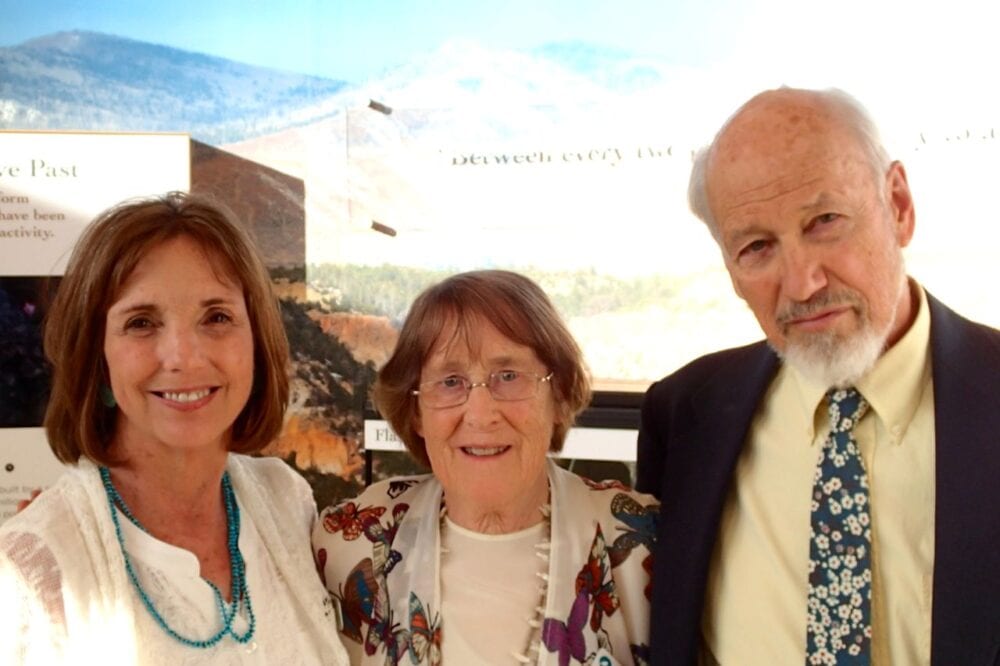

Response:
(0, 454), (349, 665)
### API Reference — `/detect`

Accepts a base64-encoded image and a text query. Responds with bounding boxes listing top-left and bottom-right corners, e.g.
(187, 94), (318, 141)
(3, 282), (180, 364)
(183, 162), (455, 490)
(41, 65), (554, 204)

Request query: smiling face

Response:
(103, 235), (254, 460)
(706, 90), (916, 387)
(414, 317), (557, 531)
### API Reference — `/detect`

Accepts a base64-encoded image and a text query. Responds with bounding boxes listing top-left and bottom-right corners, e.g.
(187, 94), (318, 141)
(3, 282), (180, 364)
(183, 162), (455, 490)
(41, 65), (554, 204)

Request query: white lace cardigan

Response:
(0, 454), (349, 665)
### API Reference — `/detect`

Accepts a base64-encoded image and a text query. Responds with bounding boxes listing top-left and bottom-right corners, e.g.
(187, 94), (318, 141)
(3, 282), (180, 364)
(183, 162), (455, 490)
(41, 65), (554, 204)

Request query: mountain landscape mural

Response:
(0, 27), (759, 393)
(0, 31), (349, 143)
(0, 29), (770, 497)
(0, 30), (690, 142)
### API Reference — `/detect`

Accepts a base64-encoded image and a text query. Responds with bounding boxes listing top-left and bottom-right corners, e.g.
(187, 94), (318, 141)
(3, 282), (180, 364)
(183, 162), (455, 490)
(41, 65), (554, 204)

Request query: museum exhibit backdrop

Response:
(2, 1), (998, 511)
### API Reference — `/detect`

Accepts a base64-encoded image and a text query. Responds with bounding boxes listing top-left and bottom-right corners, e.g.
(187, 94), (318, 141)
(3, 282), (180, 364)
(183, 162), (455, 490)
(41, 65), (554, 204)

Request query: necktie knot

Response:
(827, 387), (869, 436)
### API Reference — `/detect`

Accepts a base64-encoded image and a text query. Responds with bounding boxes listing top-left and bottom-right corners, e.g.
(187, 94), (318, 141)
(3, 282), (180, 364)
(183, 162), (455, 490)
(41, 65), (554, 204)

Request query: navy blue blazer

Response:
(636, 295), (1000, 665)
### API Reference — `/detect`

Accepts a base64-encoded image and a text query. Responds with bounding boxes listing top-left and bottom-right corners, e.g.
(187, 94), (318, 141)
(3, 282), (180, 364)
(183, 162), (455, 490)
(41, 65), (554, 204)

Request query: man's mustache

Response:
(776, 289), (864, 327)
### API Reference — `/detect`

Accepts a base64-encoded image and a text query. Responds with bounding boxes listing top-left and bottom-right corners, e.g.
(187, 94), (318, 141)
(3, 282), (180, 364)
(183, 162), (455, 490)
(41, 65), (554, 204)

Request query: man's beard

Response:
(772, 283), (903, 389)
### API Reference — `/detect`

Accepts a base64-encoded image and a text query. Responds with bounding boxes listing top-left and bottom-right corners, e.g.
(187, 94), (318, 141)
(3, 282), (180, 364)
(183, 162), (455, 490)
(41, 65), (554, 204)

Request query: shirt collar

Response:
(856, 280), (931, 446)
(786, 279), (931, 446)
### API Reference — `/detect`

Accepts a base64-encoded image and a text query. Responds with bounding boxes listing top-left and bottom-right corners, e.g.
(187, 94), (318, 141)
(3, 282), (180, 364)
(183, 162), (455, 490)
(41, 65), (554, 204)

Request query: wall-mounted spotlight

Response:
(368, 99), (392, 115)
(371, 220), (397, 237)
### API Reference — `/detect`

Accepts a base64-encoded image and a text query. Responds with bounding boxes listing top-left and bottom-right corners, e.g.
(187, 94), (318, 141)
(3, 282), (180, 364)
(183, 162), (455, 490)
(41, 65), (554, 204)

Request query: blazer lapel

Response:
(926, 295), (1000, 664)
(654, 343), (779, 663)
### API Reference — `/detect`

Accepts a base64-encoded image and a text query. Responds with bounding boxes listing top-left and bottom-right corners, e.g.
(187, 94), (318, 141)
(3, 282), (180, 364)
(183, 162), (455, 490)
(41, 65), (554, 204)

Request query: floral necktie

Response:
(806, 388), (872, 665)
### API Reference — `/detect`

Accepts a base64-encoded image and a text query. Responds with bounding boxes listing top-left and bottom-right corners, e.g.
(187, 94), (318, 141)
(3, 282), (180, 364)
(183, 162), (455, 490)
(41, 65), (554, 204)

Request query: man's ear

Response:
(885, 160), (916, 248)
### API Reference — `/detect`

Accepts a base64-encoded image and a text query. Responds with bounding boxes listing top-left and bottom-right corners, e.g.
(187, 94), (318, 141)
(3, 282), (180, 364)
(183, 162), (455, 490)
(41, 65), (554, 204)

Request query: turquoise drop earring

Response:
(99, 384), (117, 408)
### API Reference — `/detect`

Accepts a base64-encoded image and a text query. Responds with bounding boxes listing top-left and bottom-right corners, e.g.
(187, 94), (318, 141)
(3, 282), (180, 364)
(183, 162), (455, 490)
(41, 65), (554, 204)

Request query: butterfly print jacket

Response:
(313, 460), (659, 665)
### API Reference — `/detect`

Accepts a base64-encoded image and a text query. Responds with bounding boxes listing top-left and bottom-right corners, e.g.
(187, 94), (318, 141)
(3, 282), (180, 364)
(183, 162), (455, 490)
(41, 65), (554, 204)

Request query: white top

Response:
(0, 455), (349, 665)
(118, 497), (327, 664)
(440, 517), (548, 664)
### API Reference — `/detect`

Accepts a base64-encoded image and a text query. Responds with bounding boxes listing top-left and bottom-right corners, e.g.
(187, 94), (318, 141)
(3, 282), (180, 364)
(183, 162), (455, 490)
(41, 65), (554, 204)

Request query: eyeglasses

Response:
(411, 370), (554, 409)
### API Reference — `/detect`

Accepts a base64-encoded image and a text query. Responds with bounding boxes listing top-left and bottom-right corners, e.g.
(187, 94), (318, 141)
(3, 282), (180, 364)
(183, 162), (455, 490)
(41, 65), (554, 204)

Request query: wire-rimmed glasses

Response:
(411, 370), (554, 409)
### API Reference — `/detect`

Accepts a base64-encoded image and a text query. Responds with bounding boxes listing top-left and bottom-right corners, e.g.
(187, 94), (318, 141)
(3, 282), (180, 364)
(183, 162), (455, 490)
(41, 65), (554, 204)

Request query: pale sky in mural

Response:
(2, 0), (998, 89)
(0, 0), (740, 81)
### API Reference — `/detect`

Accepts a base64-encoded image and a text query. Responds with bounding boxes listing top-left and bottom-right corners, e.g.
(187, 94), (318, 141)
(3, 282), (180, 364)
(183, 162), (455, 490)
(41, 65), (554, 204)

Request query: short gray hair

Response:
(688, 87), (892, 240)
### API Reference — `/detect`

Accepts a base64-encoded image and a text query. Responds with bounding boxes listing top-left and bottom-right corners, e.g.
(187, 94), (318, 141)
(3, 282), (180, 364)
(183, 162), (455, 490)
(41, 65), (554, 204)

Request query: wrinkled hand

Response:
(16, 488), (42, 513)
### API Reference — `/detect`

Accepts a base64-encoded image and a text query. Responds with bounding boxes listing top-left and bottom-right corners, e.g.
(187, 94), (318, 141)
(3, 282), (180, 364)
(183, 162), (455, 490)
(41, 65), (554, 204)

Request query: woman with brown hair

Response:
(314, 270), (658, 665)
(0, 192), (347, 664)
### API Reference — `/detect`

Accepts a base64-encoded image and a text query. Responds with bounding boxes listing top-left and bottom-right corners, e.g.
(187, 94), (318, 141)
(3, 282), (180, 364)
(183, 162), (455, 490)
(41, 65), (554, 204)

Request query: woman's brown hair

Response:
(43, 191), (289, 465)
(373, 270), (591, 467)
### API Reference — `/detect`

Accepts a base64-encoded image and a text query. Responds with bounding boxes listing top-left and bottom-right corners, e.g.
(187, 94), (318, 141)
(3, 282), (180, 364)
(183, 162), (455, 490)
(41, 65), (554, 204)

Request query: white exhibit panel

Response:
(0, 131), (190, 276)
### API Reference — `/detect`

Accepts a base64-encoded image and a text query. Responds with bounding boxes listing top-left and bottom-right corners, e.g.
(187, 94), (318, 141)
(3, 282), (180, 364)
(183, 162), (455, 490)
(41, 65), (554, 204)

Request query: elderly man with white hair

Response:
(637, 87), (1000, 665)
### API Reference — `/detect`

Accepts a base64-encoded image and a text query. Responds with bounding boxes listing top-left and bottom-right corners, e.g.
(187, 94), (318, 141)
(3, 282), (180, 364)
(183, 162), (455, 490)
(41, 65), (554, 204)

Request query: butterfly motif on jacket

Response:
(315, 547), (329, 588)
(407, 592), (442, 665)
(363, 502), (409, 576)
(387, 478), (419, 499)
(630, 641), (652, 666)
(575, 525), (620, 632)
(334, 557), (379, 644)
(322, 501), (387, 541)
(364, 586), (410, 665)
(542, 590), (589, 666)
(607, 493), (659, 568)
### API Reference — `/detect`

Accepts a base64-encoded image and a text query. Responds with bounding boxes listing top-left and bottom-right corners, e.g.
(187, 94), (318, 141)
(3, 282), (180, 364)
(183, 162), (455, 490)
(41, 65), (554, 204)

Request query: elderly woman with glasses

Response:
(313, 270), (659, 665)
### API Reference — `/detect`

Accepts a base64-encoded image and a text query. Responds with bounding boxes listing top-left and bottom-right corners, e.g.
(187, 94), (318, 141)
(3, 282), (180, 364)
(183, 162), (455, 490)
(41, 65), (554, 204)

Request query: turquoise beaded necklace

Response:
(99, 466), (256, 648)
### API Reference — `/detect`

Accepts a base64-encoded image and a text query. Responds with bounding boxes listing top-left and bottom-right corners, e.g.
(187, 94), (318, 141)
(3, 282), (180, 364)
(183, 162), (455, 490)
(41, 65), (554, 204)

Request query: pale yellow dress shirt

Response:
(701, 284), (935, 665)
